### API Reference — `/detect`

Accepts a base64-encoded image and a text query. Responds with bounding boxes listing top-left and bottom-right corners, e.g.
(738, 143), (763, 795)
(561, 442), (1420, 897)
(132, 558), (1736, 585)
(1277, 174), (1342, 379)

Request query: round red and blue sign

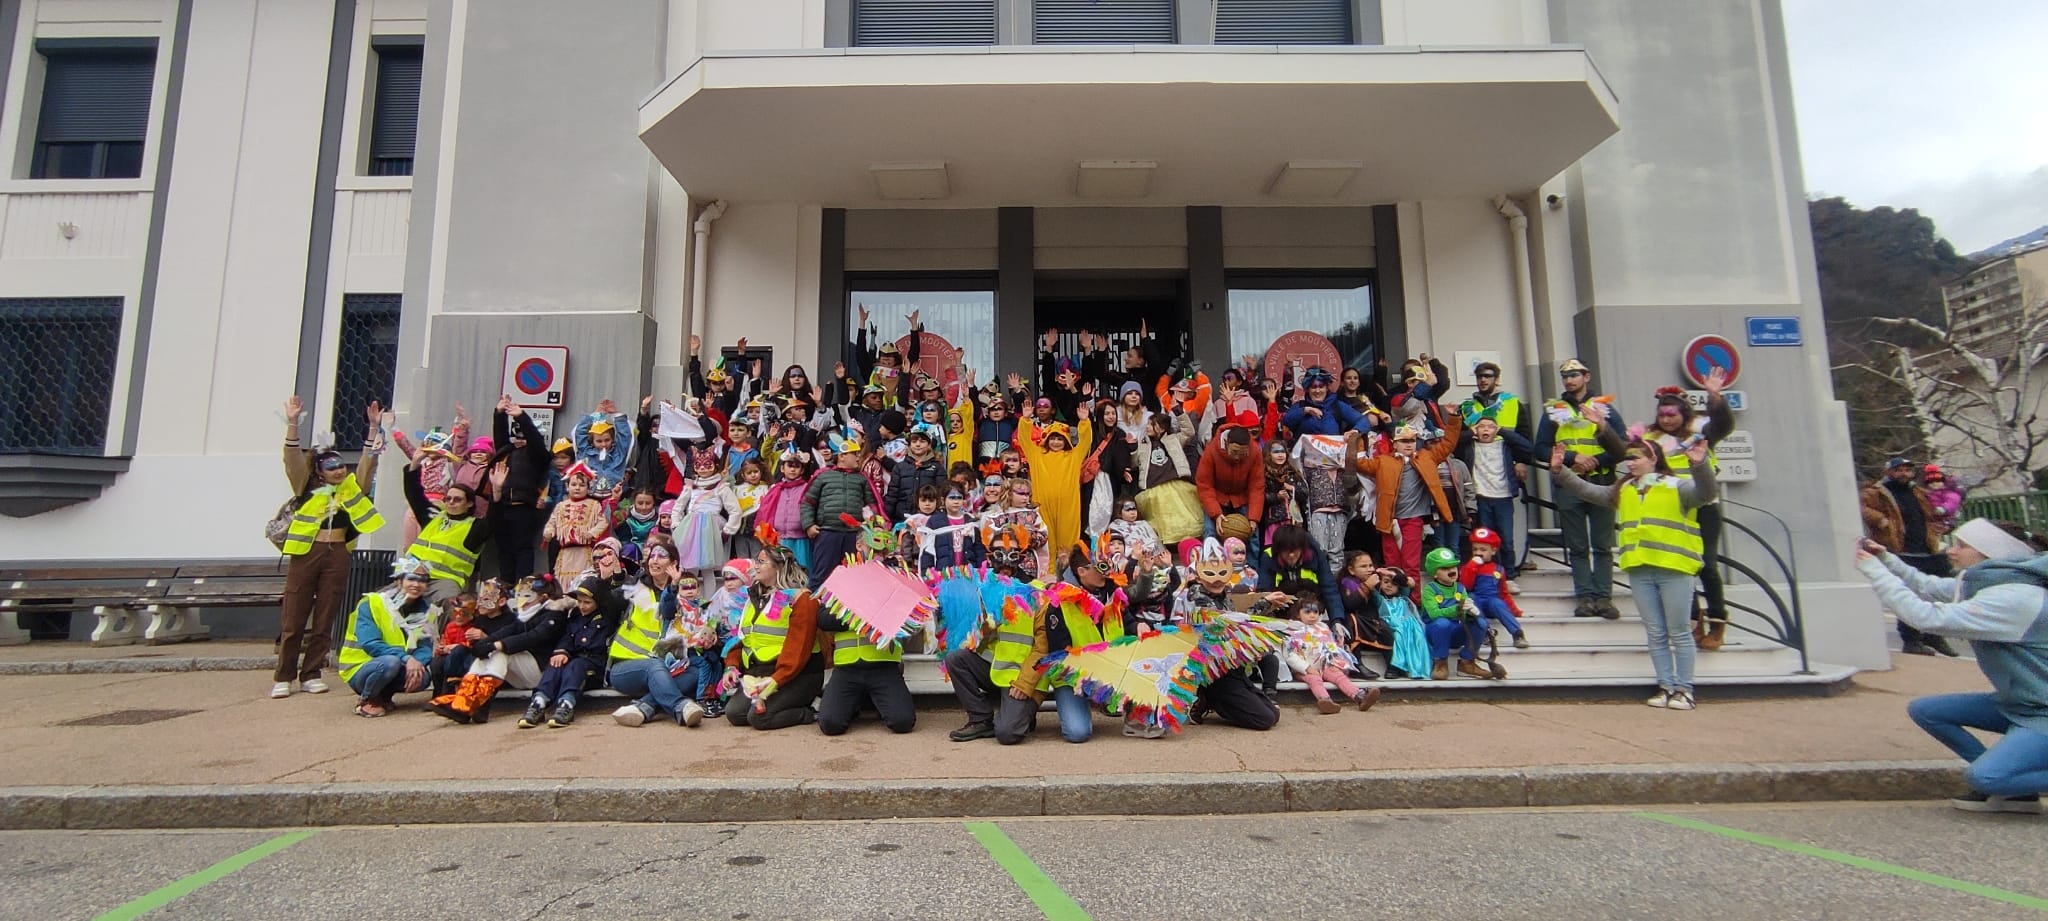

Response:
(514, 357), (554, 396)
(1680, 335), (1741, 388)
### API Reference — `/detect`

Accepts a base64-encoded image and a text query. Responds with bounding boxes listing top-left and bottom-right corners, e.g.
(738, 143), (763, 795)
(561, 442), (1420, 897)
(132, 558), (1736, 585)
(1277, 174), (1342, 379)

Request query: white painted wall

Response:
(1382, 0), (1537, 44)
(1220, 207), (1373, 269)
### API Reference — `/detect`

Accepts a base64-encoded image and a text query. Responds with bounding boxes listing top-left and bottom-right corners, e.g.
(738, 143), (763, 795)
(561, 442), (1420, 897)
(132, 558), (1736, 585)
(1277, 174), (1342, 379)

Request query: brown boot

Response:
(1355, 686), (1382, 712)
(461, 676), (504, 724)
(1431, 659), (1449, 681)
(1457, 659), (1494, 680)
(1316, 698), (1341, 714)
(1698, 619), (1727, 652)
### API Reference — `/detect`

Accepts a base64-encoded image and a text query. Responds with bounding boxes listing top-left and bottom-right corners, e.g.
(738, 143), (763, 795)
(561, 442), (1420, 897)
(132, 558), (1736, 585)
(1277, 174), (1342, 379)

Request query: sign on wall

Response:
(1451, 350), (1504, 387)
(1745, 316), (1803, 347)
(503, 345), (568, 408)
(1683, 390), (1747, 411)
(1714, 429), (1757, 482)
(1260, 330), (1342, 385)
(1680, 335), (1742, 388)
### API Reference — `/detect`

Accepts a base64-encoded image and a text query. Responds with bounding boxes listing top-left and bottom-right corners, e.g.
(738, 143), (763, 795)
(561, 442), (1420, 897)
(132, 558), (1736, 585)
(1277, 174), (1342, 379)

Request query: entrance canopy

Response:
(638, 46), (1619, 207)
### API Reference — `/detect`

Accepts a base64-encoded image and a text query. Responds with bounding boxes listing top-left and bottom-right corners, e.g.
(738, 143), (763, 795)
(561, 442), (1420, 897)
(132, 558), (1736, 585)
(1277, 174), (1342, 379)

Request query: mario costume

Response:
(1458, 528), (1529, 648)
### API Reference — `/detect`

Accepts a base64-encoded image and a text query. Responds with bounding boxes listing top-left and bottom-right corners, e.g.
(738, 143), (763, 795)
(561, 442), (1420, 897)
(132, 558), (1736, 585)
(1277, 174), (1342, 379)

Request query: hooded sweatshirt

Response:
(1859, 551), (2048, 735)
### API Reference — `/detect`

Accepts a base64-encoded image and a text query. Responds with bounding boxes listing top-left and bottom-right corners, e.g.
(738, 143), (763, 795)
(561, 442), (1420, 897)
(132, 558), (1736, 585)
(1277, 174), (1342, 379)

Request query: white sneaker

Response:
(1506, 580), (1522, 595)
(1644, 689), (1670, 708)
(269, 682), (293, 699)
(1666, 691), (1696, 711)
(613, 703), (649, 727)
(680, 699), (705, 728)
(300, 678), (330, 695)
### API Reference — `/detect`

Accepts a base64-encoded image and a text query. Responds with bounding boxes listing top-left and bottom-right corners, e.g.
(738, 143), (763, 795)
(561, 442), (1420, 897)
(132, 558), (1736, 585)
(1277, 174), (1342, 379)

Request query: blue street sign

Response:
(1746, 316), (1803, 347)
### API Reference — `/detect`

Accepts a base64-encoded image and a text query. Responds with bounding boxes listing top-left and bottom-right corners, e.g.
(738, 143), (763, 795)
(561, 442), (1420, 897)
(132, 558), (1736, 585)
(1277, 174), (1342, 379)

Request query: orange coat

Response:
(1352, 413), (1463, 532)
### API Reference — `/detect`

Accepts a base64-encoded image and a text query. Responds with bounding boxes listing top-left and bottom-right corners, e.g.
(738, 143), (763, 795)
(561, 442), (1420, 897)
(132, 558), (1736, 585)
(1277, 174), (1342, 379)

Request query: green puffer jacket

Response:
(801, 468), (874, 532)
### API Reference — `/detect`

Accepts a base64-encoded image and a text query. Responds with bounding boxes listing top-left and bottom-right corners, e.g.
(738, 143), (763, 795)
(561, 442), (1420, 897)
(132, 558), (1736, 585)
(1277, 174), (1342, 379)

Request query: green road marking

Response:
(95, 830), (318, 921)
(1638, 812), (2048, 912)
(965, 821), (1092, 921)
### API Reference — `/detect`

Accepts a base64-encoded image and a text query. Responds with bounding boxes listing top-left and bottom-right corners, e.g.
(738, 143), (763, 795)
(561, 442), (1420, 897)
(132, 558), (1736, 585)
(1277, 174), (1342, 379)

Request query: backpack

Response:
(265, 494), (306, 550)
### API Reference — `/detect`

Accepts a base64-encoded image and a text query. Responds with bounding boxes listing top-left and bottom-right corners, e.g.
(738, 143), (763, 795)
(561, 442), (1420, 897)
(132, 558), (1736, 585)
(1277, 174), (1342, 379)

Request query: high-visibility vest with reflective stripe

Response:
(409, 516), (478, 584)
(1461, 394), (1521, 432)
(1656, 424), (1719, 479)
(1037, 597), (1125, 692)
(1262, 548), (1319, 596)
(831, 630), (902, 666)
(738, 590), (801, 666)
(1617, 478), (1704, 575)
(1556, 411), (1610, 476)
(609, 592), (664, 662)
(283, 476), (384, 555)
(338, 592), (408, 680)
(987, 614), (1038, 689)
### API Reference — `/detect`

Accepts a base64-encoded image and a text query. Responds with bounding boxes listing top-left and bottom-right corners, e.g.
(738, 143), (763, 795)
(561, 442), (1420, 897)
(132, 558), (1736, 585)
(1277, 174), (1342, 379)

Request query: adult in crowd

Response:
(1862, 458), (1962, 657)
(339, 557), (438, 718)
(606, 548), (708, 728)
(1282, 366), (1369, 437)
(1551, 434), (1717, 710)
(1197, 427), (1264, 541)
(1858, 519), (2048, 814)
(402, 451), (492, 603)
(274, 396), (386, 700)
(1533, 358), (1626, 620)
(488, 398), (550, 580)
(1644, 369), (1735, 649)
(723, 545), (827, 730)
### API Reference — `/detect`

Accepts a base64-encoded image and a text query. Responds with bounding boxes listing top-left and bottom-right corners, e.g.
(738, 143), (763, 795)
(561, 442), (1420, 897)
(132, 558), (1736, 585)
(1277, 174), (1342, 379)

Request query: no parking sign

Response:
(1679, 335), (1741, 389)
(503, 345), (568, 408)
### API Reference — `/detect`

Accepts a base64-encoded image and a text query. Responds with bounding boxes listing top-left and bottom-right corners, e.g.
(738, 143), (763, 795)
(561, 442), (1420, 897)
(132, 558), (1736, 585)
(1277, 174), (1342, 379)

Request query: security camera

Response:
(1545, 193), (1565, 209)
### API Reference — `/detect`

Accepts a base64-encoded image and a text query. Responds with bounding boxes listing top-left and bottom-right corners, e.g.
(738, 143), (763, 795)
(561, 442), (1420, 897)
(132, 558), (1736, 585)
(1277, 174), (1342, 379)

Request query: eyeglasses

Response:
(722, 574), (742, 582)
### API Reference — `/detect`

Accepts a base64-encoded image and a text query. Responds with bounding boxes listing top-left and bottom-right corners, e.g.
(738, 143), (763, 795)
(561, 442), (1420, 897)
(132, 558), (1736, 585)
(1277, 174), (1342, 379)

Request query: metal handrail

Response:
(1518, 491), (1809, 673)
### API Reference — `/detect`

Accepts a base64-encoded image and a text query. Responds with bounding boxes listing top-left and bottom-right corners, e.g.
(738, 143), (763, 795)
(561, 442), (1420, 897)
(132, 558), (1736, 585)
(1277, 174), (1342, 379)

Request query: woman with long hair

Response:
(720, 544), (826, 730)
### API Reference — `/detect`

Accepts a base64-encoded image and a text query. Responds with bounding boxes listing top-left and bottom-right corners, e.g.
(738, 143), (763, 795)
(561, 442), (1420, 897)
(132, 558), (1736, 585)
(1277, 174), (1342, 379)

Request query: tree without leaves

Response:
(1861, 295), (2048, 490)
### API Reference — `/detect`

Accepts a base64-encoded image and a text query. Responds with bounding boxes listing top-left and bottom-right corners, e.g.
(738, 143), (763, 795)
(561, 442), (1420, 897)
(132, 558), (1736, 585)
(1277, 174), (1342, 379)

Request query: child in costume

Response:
(1336, 550), (1389, 677)
(572, 401), (632, 503)
(1285, 598), (1381, 714)
(918, 487), (985, 574)
(730, 457), (769, 562)
(1460, 527), (1529, 649)
(1016, 416), (1094, 559)
(672, 446), (742, 585)
(518, 578), (621, 729)
(1419, 547), (1506, 681)
(543, 465), (609, 590)
(1106, 499), (1162, 563)
(613, 487), (662, 548)
(1373, 568), (1432, 680)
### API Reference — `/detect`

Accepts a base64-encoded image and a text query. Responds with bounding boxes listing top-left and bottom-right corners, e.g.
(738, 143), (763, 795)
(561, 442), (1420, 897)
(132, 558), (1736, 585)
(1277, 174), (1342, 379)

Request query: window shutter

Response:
(369, 45), (423, 161)
(1033, 0), (1177, 44)
(35, 49), (155, 143)
(853, 0), (998, 46)
(1215, 0), (1354, 44)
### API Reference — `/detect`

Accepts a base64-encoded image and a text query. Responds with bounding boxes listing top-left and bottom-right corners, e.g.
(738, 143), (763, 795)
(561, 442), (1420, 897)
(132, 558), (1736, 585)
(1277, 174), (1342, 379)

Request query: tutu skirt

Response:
(675, 511), (729, 571)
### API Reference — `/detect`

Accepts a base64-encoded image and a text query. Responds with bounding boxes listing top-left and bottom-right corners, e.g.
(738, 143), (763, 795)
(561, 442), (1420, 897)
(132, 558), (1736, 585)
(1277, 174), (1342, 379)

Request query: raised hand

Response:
(366, 401), (383, 425)
(1043, 328), (1059, 351)
(736, 336), (749, 355)
(1685, 438), (1711, 467)
(283, 395), (303, 420)
(1006, 372), (1024, 391)
(640, 396), (654, 412)
(858, 304), (869, 326)
(908, 309), (921, 328)
(689, 334), (701, 356)
(452, 401), (469, 425)
(380, 411), (397, 431)
(1704, 366), (1728, 397)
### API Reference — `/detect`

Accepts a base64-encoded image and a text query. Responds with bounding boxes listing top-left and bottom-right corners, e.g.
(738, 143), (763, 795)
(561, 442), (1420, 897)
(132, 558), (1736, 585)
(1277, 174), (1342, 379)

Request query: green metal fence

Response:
(1959, 491), (2048, 531)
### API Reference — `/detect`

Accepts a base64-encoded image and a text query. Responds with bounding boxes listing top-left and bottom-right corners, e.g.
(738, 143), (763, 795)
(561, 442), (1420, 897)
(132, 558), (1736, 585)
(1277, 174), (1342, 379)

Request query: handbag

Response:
(1078, 436), (1112, 483)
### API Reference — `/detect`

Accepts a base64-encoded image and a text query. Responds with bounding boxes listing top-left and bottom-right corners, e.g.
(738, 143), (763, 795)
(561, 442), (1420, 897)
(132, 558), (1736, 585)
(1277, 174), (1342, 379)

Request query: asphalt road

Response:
(8, 803), (2046, 921)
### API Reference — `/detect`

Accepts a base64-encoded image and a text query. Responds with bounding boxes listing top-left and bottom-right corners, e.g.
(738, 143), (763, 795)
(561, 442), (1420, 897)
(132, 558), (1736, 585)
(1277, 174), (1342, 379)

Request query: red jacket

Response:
(1196, 438), (1265, 522)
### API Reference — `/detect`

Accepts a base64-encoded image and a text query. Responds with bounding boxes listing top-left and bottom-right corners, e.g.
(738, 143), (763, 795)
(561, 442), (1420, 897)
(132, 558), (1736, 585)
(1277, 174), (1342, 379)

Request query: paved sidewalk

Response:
(0, 654), (1990, 828)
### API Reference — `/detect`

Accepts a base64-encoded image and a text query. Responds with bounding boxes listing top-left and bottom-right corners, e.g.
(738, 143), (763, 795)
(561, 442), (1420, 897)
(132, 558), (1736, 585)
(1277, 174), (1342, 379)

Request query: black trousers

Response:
(944, 648), (1041, 744)
(534, 656), (599, 700)
(808, 530), (862, 589)
(496, 502), (543, 580)
(817, 661), (917, 735)
(1894, 552), (1952, 645)
(726, 666), (826, 730)
(1197, 669), (1279, 731)
(1696, 503), (1726, 619)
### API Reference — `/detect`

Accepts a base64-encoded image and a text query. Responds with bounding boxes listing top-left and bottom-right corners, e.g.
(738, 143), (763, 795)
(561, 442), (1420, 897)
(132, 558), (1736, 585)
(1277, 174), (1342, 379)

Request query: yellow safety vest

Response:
(831, 630), (903, 666)
(1617, 478), (1705, 575)
(987, 609), (1038, 690)
(1037, 595), (1125, 692)
(1555, 409), (1611, 476)
(609, 587), (664, 662)
(1657, 427), (1719, 479)
(738, 590), (801, 667)
(1462, 394), (1522, 432)
(409, 516), (478, 584)
(338, 592), (413, 680)
(283, 476), (384, 555)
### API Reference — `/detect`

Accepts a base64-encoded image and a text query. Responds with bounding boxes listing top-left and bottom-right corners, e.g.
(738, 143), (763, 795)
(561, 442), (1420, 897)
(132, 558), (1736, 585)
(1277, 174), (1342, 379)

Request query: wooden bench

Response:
(0, 559), (289, 647)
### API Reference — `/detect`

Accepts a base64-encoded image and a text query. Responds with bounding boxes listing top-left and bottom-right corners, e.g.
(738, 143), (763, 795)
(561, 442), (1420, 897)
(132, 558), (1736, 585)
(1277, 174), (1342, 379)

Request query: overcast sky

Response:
(1782, 0), (2048, 254)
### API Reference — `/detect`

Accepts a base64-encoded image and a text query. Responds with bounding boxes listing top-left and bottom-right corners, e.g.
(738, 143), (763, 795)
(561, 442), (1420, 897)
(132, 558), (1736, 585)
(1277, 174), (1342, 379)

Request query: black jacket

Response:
(884, 454), (947, 521)
(492, 410), (550, 505)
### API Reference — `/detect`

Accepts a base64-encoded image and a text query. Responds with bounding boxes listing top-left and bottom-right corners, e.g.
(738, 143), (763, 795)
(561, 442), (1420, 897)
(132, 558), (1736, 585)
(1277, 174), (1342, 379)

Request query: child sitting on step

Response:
(1284, 598), (1382, 714)
(1459, 527), (1530, 649)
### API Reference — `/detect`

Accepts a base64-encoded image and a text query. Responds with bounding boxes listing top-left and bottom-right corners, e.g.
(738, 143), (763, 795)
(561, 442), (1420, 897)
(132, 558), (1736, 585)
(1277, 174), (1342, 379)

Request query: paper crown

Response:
(1392, 422), (1423, 440)
(551, 437), (573, 454)
(1558, 358), (1590, 374)
(827, 427), (864, 455)
(391, 556), (432, 580)
(563, 461), (597, 482)
(878, 339), (899, 355)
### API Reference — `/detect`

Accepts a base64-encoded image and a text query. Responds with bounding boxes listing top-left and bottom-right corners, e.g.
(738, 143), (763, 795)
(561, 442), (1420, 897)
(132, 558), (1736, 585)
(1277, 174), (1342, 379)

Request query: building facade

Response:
(0, 0), (1886, 670)
(1925, 240), (2048, 489)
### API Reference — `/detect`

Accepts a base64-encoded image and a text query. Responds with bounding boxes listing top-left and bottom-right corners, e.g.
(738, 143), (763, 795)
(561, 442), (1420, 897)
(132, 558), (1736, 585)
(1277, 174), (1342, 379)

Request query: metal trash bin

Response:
(330, 549), (397, 646)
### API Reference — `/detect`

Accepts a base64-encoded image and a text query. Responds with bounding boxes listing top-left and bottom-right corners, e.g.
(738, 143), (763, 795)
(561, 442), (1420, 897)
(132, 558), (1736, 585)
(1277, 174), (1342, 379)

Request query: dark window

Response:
(1033, 0), (1176, 44)
(1215, 0), (1355, 44)
(367, 42), (423, 177)
(31, 45), (155, 180)
(331, 294), (403, 445)
(854, 0), (998, 46)
(0, 298), (123, 454)
(1228, 276), (1376, 378)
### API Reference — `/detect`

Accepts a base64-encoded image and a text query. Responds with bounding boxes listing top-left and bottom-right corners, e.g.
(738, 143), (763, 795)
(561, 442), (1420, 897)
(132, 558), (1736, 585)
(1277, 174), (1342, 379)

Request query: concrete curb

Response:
(0, 761), (1965, 830)
(0, 656), (272, 676)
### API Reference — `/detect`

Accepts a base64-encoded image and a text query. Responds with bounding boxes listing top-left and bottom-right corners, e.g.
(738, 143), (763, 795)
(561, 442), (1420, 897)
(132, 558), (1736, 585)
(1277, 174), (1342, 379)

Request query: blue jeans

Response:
(346, 654), (404, 700)
(673, 653), (717, 701)
(1908, 693), (2048, 797)
(1423, 618), (1477, 663)
(1471, 594), (1523, 636)
(607, 657), (684, 716)
(1476, 496), (1516, 569)
(1051, 685), (1094, 743)
(1557, 488), (1615, 600)
(1631, 565), (1696, 693)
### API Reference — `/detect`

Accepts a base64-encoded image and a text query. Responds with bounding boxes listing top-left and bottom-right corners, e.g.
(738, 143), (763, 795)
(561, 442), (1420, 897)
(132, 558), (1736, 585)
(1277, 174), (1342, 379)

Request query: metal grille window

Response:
(331, 294), (403, 445)
(367, 41), (423, 177)
(1033, 0), (1176, 44)
(1215, 0), (1355, 44)
(31, 44), (156, 180)
(0, 298), (123, 454)
(854, 0), (998, 46)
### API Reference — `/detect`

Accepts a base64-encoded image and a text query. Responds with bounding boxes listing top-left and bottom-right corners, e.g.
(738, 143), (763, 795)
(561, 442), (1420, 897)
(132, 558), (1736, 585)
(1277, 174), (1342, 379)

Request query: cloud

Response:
(1881, 166), (2048, 254)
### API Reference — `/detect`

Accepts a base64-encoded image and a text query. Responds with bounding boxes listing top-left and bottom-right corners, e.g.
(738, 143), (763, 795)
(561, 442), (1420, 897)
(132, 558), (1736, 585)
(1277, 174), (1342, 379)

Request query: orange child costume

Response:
(1016, 416), (1094, 559)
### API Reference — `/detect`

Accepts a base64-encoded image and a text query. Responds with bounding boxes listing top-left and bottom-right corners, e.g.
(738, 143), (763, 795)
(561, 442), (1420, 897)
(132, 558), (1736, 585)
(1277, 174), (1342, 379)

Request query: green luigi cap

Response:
(1424, 547), (1461, 573)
